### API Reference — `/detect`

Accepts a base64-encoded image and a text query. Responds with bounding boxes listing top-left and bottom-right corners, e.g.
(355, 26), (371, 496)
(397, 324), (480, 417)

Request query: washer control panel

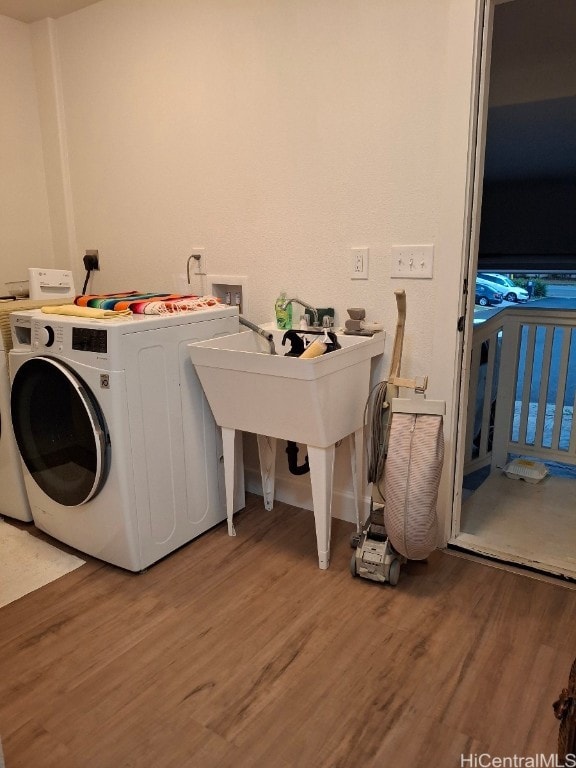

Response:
(32, 323), (64, 351)
(37, 325), (55, 347)
(72, 327), (108, 353)
(27, 322), (108, 355)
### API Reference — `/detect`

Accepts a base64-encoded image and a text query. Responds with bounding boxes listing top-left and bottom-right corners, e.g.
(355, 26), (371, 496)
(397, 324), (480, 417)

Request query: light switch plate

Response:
(391, 245), (434, 279)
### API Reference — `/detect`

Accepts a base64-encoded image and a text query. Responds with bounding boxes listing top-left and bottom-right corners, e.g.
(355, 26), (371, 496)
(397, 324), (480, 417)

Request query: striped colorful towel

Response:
(75, 292), (222, 314)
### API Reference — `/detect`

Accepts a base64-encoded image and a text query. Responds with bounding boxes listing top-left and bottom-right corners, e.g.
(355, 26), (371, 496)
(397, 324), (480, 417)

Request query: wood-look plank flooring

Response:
(1, 493), (574, 767)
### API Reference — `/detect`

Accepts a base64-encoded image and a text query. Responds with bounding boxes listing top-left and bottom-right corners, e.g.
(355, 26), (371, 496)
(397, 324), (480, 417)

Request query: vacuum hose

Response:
(364, 380), (391, 489)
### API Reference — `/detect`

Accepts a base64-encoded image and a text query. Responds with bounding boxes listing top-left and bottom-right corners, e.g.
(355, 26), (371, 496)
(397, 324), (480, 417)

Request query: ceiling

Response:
(1, 0), (516, 23)
(0, 0), (100, 23)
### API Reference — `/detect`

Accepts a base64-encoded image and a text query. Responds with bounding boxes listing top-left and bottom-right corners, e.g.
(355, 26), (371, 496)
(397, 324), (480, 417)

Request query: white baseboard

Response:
(244, 467), (369, 526)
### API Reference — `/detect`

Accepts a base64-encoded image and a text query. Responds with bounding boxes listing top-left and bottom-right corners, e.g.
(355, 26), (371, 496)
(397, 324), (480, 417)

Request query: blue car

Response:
(475, 281), (503, 306)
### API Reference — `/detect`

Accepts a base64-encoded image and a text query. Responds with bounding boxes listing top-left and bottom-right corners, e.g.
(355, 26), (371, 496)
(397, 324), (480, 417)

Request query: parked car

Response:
(478, 273), (529, 302)
(475, 281), (503, 306)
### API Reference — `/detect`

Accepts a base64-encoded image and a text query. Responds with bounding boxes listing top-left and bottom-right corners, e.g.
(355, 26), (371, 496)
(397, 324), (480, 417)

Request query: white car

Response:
(478, 273), (529, 303)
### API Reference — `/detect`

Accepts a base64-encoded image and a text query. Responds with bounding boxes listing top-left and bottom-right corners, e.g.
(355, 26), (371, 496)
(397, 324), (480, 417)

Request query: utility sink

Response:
(188, 327), (385, 570)
(188, 328), (385, 447)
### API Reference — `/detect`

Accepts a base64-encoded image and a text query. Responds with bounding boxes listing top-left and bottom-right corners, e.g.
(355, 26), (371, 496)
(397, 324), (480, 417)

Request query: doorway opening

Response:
(452, 0), (576, 580)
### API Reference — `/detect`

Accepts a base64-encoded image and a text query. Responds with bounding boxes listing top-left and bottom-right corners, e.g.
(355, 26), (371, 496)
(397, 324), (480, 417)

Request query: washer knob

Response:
(39, 325), (55, 347)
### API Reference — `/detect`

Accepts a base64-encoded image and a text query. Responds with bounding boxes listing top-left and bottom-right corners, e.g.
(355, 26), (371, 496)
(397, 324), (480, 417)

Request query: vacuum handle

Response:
(388, 289), (406, 382)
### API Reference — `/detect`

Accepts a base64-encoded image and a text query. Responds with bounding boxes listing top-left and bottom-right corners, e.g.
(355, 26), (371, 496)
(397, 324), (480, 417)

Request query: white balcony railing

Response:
(465, 307), (576, 476)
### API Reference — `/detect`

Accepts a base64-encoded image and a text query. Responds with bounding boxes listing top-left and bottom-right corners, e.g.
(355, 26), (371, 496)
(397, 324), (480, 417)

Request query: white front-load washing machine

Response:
(9, 305), (242, 570)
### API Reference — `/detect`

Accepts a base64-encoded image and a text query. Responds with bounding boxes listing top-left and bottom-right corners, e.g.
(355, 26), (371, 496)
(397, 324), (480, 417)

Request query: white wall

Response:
(30, 18), (78, 272)
(28, 0), (481, 537)
(0, 15), (54, 288)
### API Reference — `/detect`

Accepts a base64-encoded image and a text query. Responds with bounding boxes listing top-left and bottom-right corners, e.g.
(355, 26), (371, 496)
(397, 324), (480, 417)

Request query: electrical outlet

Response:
(351, 248), (369, 280)
(391, 245), (434, 279)
(84, 249), (99, 270)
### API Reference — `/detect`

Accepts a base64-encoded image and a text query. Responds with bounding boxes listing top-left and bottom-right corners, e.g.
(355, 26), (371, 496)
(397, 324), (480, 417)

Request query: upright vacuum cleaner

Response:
(350, 290), (445, 586)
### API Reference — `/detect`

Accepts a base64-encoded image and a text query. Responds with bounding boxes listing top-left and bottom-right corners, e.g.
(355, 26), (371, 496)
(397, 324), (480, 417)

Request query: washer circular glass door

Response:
(11, 356), (108, 506)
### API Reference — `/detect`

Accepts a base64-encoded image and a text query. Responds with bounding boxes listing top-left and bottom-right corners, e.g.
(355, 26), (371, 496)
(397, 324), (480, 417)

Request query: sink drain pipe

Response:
(286, 441), (310, 475)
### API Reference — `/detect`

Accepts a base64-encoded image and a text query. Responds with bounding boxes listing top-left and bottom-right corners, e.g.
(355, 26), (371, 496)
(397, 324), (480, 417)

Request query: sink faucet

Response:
(281, 297), (319, 327)
(239, 316), (277, 355)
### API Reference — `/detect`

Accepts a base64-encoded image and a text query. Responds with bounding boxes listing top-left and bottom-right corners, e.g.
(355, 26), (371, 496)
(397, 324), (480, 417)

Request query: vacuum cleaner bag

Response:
(383, 412), (444, 560)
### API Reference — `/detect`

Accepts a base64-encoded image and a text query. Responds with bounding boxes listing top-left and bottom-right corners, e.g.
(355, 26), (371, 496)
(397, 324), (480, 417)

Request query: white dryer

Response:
(9, 305), (242, 570)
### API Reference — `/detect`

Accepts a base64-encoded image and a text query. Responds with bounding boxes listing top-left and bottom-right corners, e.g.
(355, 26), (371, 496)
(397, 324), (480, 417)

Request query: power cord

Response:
(82, 253), (99, 294)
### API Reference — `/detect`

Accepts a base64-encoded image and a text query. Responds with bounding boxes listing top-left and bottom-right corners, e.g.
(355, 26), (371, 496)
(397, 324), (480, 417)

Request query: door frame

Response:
(450, 0), (496, 542)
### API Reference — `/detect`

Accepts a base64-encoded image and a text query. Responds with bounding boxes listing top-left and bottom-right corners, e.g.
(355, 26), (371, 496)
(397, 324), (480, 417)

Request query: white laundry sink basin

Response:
(190, 326), (386, 571)
(189, 328), (385, 447)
